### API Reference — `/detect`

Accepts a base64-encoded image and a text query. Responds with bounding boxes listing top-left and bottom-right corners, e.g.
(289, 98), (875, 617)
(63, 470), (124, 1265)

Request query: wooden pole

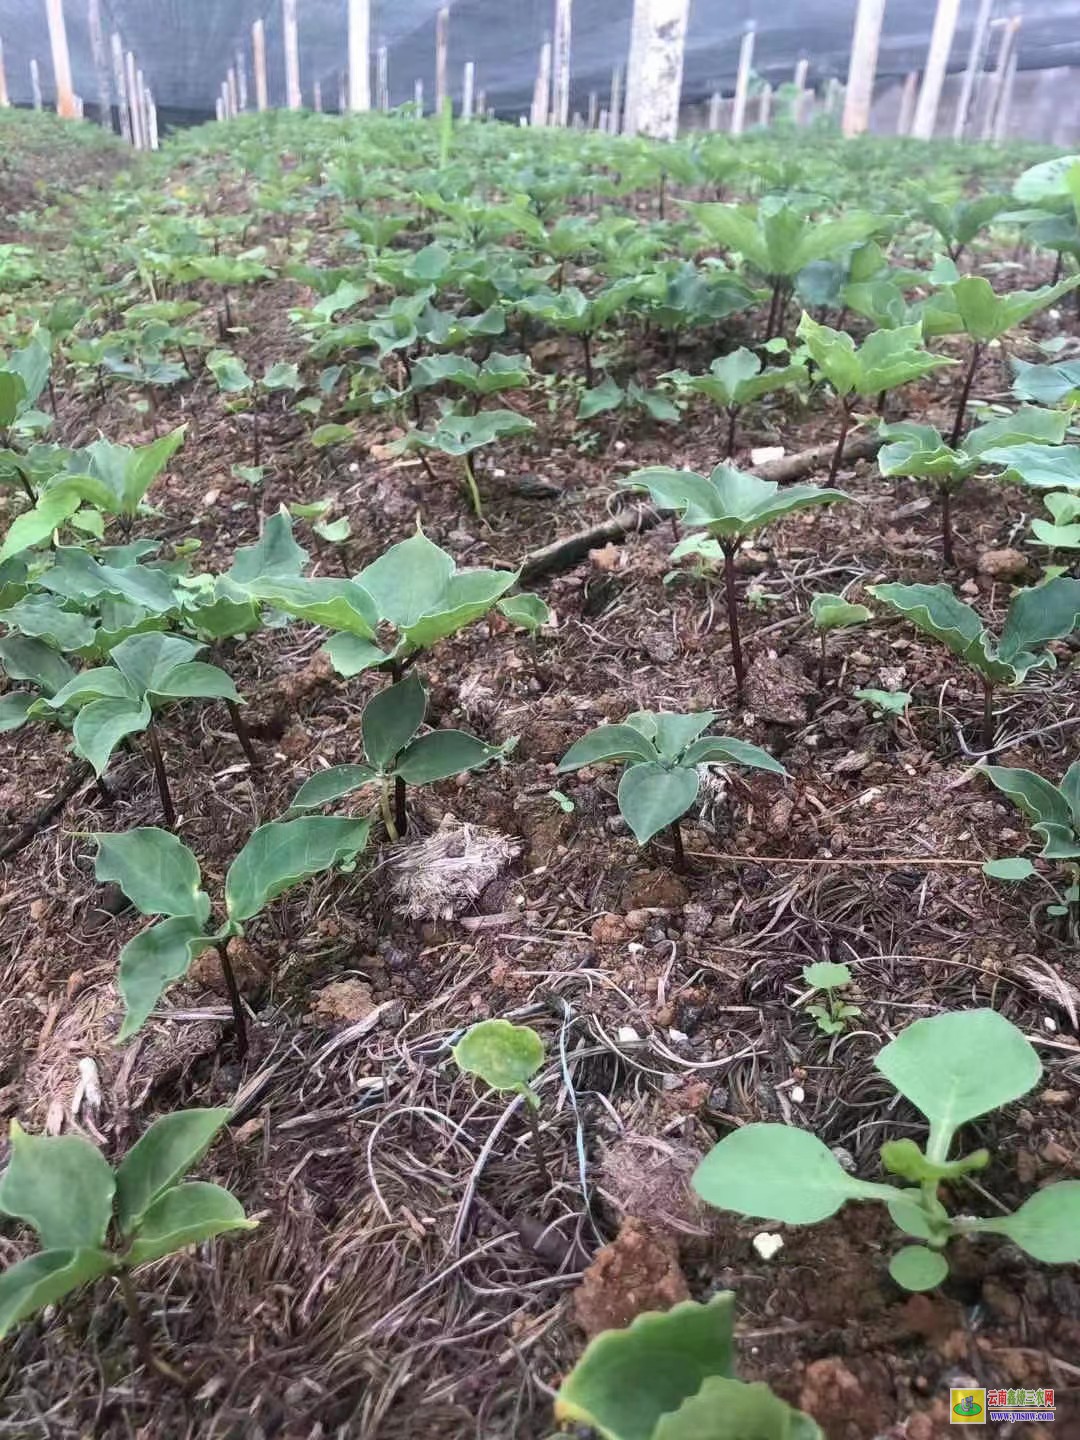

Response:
(462, 60), (475, 119)
(339, 71), (347, 112)
(236, 48), (248, 110)
(435, 6), (449, 112)
(731, 24), (755, 135)
(953, 0), (993, 138)
(216, 94), (225, 122)
(477, 86), (486, 115)
(0, 39), (10, 108)
(896, 68), (919, 133)
(981, 16), (1019, 140)
(414, 77), (423, 114)
(842, 0), (886, 137)
(110, 32), (130, 140)
(792, 56), (809, 125)
(758, 81), (772, 126)
(252, 18), (268, 111)
(531, 39), (551, 126)
(313, 78), (322, 111)
(598, 105), (609, 129)
(609, 63), (622, 133)
(283, 0), (301, 110)
(622, 0), (647, 135)
(86, 0), (111, 128)
(227, 66), (238, 117)
(44, 0), (77, 118)
(707, 90), (720, 130)
(348, 0), (370, 111)
(376, 44), (388, 109)
(991, 16), (1021, 142)
(125, 50), (142, 145)
(911, 0), (962, 139)
(623, 0), (690, 139)
(146, 88), (158, 148)
(587, 90), (597, 126)
(30, 58), (42, 110)
(552, 0), (572, 126)
(136, 66), (149, 139)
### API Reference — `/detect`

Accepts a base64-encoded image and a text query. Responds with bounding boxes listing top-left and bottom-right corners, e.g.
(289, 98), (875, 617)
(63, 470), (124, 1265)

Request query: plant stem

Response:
(828, 399), (851, 485)
(982, 677), (996, 753)
(461, 453), (484, 520)
(581, 332), (594, 388)
(725, 405), (739, 458)
(226, 701), (260, 768)
(948, 342), (982, 448)
(524, 1101), (553, 1191)
(940, 483), (955, 567)
(817, 631), (827, 690)
(763, 283), (780, 342)
(668, 820), (686, 873)
(379, 779), (399, 841)
(722, 541), (746, 697)
(146, 724), (175, 827)
(117, 1271), (189, 1388)
(252, 398), (261, 467)
(215, 943), (249, 1058)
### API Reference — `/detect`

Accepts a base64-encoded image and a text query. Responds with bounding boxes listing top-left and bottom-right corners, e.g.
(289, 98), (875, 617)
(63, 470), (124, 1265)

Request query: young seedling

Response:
(391, 409), (536, 519)
(92, 817), (371, 1053)
(981, 763), (1080, 928)
(287, 672), (511, 839)
(1030, 492), (1080, 558)
(854, 688), (912, 746)
(809, 592), (871, 689)
(801, 961), (861, 1036)
(662, 347), (807, 457)
(452, 1019), (551, 1189)
(693, 1009), (1080, 1292)
(796, 314), (954, 483)
(555, 1291), (823, 1440)
(0, 1109), (254, 1383)
(558, 711), (784, 872)
(868, 578), (1080, 751)
(206, 350), (301, 467)
(619, 466), (847, 694)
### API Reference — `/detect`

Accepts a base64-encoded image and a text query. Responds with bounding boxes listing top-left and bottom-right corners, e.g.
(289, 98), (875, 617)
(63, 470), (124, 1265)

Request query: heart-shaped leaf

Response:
(618, 762), (700, 843)
(362, 673), (426, 769)
(225, 817), (372, 923)
(0, 1124), (115, 1250)
(94, 827), (210, 922)
(452, 1018), (544, 1096)
(116, 1108), (232, 1235)
(117, 916), (216, 1040)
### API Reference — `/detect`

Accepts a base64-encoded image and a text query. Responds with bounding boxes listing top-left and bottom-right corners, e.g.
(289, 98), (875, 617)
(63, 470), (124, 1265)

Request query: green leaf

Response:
(0, 370), (27, 427)
(983, 766), (1072, 832)
(0, 1123), (115, 1250)
(394, 730), (507, 785)
(0, 692), (33, 731)
(680, 735), (788, 775)
(246, 577), (379, 638)
(323, 633), (387, 676)
(802, 961), (852, 991)
(0, 1249), (114, 1340)
(889, 1246), (948, 1292)
(983, 857), (1037, 881)
(969, 1181), (1080, 1262)
(810, 593), (871, 632)
(559, 724), (658, 771)
(627, 711), (714, 760)
(983, 443), (1080, 489)
(654, 1376), (824, 1440)
(228, 510), (308, 583)
(692, 1123), (900, 1223)
(116, 1108), (232, 1235)
(0, 488), (81, 563)
(998, 576), (1080, 666)
(618, 762), (700, 844)
(289, 765), (377, 811)
(497, 593), (550, 632)
(311, 423), (354, 448)
(73, 695), (152, 776)
(867, 582), (1000, 678)
(879, 1137), (988, 1183)
(117, 916), (215, 1040)
(854, 688), (911, 715)
(362, 673), (426, 769)
(0, 635), (74, 697)
(356, 531), (455, 627)
(621, 464), (847, 539)
(399, 569), (518, 651)
(225, 817), (372, 923)
(147, 660), (239, 703)
(108, 633), (203, 696)
(452, 1019), (544, 1096)
(554, 1292), (736, 1440)
(578, 377), (625, 420)
(94, 827), (210, 923)
(126, 1181), (255, 1267)
(206, 349), (253, 394)
(313, 516), (351, 543)
(946, 274), (1080, 343)
(874, 1009), (1041, 1160)
(797, 314), (951, 399)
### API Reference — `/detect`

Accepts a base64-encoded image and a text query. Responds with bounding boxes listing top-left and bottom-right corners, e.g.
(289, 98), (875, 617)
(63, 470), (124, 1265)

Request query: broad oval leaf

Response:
(322, 633), (387, 676)
(558, 724), (658, 772)
(73, 695), (152, 776)
(290, 764), (377, 811)
(682, 735), (787, 775)
(394, 729), (506, 785)
(627, 711), (714, 760)
(0, 1123), (115, 1250)
(982, 856), (1037, 881)
(0, 693), (34, 731)
(362, 672), (427, 769)
(0, 635), (75, 697)
(149, 661), (240, 703)
(618, 761), (699, 844)
(225, 817), (372, 923)
(228, 510), (309, 584)
(497, 593), (550, 632)
(982, 766), (1072, 833)
(802, 961), (852, 991)
(693, 1123), (897, 1223)
(554, 1292), (736, 1440)
(356, 531), (456, 627)
(810, 593), (871, 631)
(0, 489), (81, 564)
(116, 1108), (232, 1235)
(117, 916), (216, 1041)
(874, 1009), (1041, 1158)
(94, 827), (210, 922)
(970, 1180), (1080, 1262)
(126, 1181), (255, 1267)
(452, 1019), (544, 1095)
(888, 1245), (949, 1292)
(0, 1248), (114, 1340)
(654, 1375), (824, 1440)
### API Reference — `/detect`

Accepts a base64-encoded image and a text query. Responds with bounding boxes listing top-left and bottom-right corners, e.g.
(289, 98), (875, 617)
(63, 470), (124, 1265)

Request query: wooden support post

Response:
(0, 39), (10, 108)
(552, 0), (572, 127)
(44, 0), (76, 117)
(313, 78), (322, 111)
(110, 32), (130, 140)
(252, 18), (268, 111)
(227, 66), (238, 117)
(435, 6), (449, 112)
(792, 56), (809, 125)
(609, 63), (622, 133)
(339, 72), (347, 112)
(146, 89), (158, 148)
(953, 0), (993, 138)
(991, 16), (1021, 142)
(531, 38), (551, 126)
(236, 48), (248, 110)
(30, 58), (43, 110)
(87, 0), (111, 128)
(622, 0), (646, 135)
(125, 50), (142, 145)
(981, 16), (1019, 140)
(731, 24), (755, 135)
(137, 66), (149, 139)
(897, 68), (919, 133)
(758, 81), (772, 126)
(598, 105), (609, 130)
(707, 91), (720, 130)
(462, 60), (475, 119)
(376, 44), (388, 109)
(911, 0), (961, 139)
(283, 0), (301, 110)
(842, 0), (886, 138)
(587, 90), (597, 127)
(216, 94), (225, 122)
(348, 0), (370, 111)
(477, 87), (486, 115)
(623, 0), (690, 140)
(414, 77), (423, 114)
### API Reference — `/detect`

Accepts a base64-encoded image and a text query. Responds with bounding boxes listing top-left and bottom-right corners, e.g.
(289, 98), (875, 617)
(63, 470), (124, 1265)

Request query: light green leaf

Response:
(802, 961), (852, 991)
(0, 488), (81, 563)
(362, 673), (426, 769)
(394, 729), (506, 785)
(969, 1180), (1080, 1262)
(655, 1376), (824, 1440)
(0, 1123), (115, 1250)
(224, 817), (372, 923)
(983, 443), (1080, 489)
(627, 711), (714, 760)
(356, 531), (455, 628)
(311, 423), (354, 448)
(618, 762), (699, 844)
(108, 633), (203, 696)
(983, 857), (1037, 881)
(398, 569), (518, 651)
(998, 575), (1080, 665)
(228, 510), (309, 583)
(149, 661), (240, 703)
(854, 687), (911, 715)
(554, 1292), (736, 1440)
(45, 667), (135, 712)
(868, 582), (1000, 677)
(452, 1019), (544, 1095)
(73, 695), (152, 775)
(889, 1246), (948, 1292)
(116, 1108), (232, 1235)
(681, 735), (787, 775)
(206, 349), (253, 394)
(558, 724), (658, 771)
(810, 593), (871, 632)
(0, 691), (34, 730)
(983, 766), (1072, 832)
(497, 593), (550, 632)
(0, 635), (75, 696)
(126, 1181), (255, 1267)
(117, 916), (215, 1040)
(313, 516), (351, 543)
(94, 827), (210, 922)
(323, 633), (387, 676)
(578, 376), (625, 420)
(290, 765), (377, 811)
(246, 577), (379, 638)
(0, 1249), (114, 1340)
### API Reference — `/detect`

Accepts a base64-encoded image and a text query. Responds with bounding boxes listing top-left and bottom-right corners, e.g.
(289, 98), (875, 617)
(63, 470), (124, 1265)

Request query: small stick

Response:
(668, 819), (686, 873)
(146, 724), (176, 827)
(0, 760), (91, 862)
(523, 1101), (552, 1191)
(117, 1272), (189, 1388)
(226, 700), (260, 768)
(215, 943), (249, 1058)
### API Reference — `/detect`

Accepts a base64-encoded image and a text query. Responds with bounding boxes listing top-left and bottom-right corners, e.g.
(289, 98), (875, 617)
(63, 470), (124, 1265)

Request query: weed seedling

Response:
(452, 1019), (551, 1189)
(801, 961), (861, 1035)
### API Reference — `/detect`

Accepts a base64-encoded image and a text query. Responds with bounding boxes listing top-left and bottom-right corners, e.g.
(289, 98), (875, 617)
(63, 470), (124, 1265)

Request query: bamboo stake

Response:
(110, 32), (130, 140)
(226, 66), (238, 117)
(981, 15), (1020, 140)
(136, 66), (149, 138)
(552, 0), (572, 126)
(707, 90), (720, 130)
(347, 0), (370, 110)
(730, 23), (755, 135)
(30, 58), (42, 110)
(757, 81), (772, 126)
(897, 68), (918, 134)
(953, 0), (993, 138)
(609, 63), (622, 133)
(216, 94), (225, 122)
(145, 88), (158, 148)
(624, 0), (690, 140)
(992, 24), (1020, 143)
(622, 0), (647, 134)
(339, 71), (347, 112)
(283, 0), (301, 110)
(911, 0), (962, 139)
(414, 77), (423, 114)
(435, 6), (449, 112)
(462, 60), (475, 119)
(0, 39), (9, 109)
(587, 89), (597, 127)
(842, 0), (885, 137)
(125, 50), (142, 146)
(252, 18), (268, 111)
(792, 56), (809, 125)
(313, 78), (322, 111)
(86, 0), (111, 128)
(44, 0), (76, 117)
(530, 38), (551, 126)
(235, 48), (248, 110)
(376, 44), (388, 110)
